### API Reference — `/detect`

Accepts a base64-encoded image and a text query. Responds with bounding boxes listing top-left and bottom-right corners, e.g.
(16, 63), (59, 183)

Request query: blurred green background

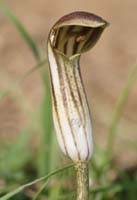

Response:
(0, 0), (137, 199)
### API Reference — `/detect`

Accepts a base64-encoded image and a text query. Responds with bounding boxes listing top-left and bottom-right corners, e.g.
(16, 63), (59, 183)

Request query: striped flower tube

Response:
(47, 12), (108, 162)
(47, 11), (109, 200)
(48, 12), (108, 161)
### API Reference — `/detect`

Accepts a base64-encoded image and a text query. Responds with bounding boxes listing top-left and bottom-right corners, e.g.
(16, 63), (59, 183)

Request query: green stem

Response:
(75, 161), (89, 200)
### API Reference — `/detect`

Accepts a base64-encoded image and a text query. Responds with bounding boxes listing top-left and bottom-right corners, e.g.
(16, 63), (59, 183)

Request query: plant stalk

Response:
(75, 161), (89, 200)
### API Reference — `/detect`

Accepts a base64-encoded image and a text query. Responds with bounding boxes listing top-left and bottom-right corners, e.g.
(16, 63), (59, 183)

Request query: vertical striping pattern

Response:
(47, 11), (109, 161)
(75, 161), (89, 200)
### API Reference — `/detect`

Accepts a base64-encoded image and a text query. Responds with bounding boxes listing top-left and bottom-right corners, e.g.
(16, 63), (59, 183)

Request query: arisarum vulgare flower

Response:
(47, 11), (108, 200)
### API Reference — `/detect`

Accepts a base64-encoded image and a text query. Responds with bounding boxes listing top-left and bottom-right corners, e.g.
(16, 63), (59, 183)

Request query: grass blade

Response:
(0, 1), (40, 61)
(32, 179), (49, 200)
(107, 64), (137, 154)
(38, 67), (54, 175)
(0, 1), (54, 178)
(0, 0), (55, 190)
(0, 164), (73, 200)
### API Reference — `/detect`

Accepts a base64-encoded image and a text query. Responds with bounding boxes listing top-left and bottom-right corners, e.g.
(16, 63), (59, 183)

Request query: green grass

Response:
(0, 1), (137, 200)
(0, 1), (57, 178)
